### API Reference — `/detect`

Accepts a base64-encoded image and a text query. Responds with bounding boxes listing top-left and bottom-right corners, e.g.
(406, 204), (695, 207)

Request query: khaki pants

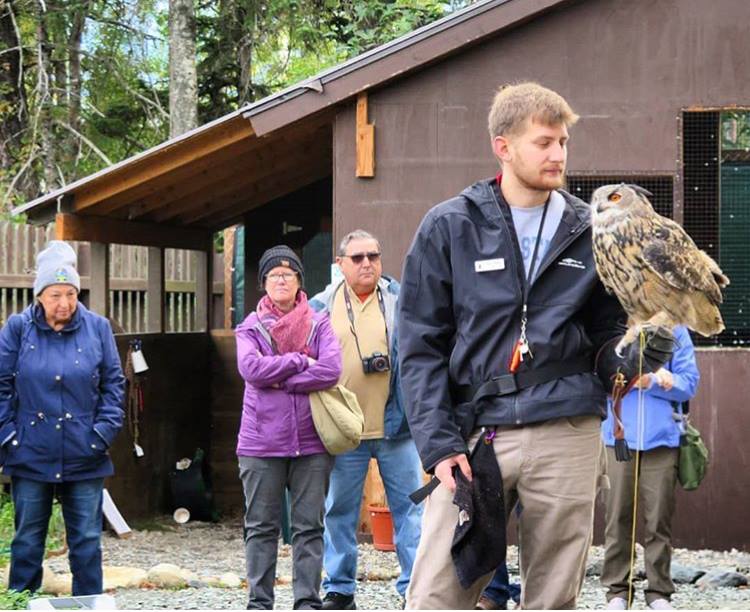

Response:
(601, 446), (679, 605)
(406, 416), (601, 610)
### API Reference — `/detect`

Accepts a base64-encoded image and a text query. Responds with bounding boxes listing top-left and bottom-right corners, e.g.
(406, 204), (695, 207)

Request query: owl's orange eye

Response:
(608, 193), (622, 202)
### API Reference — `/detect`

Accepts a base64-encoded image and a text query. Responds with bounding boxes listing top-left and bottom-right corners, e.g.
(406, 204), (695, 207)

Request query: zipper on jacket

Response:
(489, 183), (528, 369)
(513, 395), (521, 426)
(291, 393), (301, 456)
(253, 323), (275, 349)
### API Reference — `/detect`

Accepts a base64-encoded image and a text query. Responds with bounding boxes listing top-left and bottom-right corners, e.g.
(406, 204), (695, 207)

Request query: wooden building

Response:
(14, 0), (750, 550)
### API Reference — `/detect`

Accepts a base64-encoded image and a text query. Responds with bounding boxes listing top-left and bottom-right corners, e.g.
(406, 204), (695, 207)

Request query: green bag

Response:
(678, 420), (709, 491)
(310, 384), (364, 455)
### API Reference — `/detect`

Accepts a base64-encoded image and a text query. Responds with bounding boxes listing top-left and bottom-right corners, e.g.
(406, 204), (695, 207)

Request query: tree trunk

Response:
(36, 0), (56, 192)
(169, 0), (198, 137)
(237, 0), (254, 105)
(0, 0), (26, 172)
(68, 0), (89, 131)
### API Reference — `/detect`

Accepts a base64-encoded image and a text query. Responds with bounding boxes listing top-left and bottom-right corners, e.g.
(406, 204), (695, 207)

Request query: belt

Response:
(410, 353), (594, 506)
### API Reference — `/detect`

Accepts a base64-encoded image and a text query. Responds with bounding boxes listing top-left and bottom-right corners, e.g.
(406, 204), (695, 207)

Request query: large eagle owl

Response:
(590, 184), (729, 354)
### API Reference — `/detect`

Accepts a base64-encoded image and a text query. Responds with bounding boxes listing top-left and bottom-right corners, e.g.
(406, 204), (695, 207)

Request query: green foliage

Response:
(322, 0), (448, 56)
(195, 0), (469, 122)
(0, 495), (14, 562)
(721, 111), (750, 152)
(1, 0), (473, 209)
(0, 588), (32, 610)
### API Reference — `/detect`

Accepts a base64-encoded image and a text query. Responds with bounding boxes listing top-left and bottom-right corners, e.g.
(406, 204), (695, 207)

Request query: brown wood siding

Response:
(655, 349), (748, 551)
(334, 0), (750, 274)
(333, 0), (750, 550)
(106, 333), (212, 520)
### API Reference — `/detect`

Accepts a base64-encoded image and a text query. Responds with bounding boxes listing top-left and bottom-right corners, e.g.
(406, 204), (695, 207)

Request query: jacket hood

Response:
(26, 301), (86, 332)
(310, 275), (399, 314)
(459, 177), (592, 232)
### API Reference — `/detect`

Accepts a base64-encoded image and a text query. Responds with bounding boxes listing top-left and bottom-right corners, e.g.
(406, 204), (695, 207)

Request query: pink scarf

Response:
(256, 290), (313, 354)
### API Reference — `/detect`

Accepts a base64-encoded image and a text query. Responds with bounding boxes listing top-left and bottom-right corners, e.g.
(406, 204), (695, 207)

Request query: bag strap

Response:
(454, 354), (592, 404)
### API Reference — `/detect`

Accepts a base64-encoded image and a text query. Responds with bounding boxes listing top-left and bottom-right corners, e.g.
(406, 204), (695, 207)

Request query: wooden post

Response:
(147, 247), (164, 333)
(89, 242), (109, 317)
(195, 246), (212, 332)
(223, 227), (236, 329)
(356, 92), (375, 178)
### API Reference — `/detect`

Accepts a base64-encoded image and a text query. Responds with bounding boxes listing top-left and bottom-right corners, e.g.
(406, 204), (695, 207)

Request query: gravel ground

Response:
(46, 518), (750, 610)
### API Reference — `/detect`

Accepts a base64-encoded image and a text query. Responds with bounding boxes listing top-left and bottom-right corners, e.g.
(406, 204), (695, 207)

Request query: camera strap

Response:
(342, 284), (390, 364)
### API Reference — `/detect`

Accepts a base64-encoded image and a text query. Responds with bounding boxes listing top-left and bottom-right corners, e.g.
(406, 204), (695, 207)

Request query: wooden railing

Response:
(0, 222), (222, 332)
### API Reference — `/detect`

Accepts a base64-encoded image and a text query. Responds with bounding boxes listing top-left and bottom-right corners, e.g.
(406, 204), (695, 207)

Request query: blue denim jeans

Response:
(10, 477), (104, 596)
(323, 438), (423, 597)
(482, 562), (521, 607)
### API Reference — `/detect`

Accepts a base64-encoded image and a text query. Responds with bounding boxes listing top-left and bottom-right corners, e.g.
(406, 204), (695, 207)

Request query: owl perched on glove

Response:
(590, 184), (729, 355)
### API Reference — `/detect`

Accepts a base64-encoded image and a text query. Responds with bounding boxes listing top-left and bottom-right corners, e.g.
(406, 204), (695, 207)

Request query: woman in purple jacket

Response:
(236, 245), (342, 610)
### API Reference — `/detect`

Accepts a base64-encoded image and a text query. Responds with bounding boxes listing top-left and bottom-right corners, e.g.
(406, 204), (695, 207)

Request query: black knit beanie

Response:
(258, 245), (304, 288)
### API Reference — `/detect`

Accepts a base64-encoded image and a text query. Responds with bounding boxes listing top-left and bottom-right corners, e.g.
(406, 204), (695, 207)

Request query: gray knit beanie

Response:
(258, 245), (304, 288)
(34, 241), (81, 296)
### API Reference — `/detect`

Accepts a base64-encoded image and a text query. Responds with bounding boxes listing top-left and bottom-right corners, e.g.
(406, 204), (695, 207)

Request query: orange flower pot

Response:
(368, 504), (395, 552)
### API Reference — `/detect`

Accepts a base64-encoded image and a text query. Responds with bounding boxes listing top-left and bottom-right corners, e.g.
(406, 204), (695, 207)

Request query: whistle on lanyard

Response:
(509, 338), (533, 374)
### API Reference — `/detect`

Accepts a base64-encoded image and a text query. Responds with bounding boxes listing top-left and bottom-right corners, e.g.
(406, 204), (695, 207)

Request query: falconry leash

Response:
(625, 330), (648, 607)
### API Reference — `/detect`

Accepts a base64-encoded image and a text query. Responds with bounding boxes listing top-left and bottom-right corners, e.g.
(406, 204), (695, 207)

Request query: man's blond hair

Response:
(487, 82), (579, 139)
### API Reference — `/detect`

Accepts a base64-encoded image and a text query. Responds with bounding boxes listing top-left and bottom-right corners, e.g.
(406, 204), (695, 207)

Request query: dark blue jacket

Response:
(399, 179), (627, 471)
(0, 303), (125, 482)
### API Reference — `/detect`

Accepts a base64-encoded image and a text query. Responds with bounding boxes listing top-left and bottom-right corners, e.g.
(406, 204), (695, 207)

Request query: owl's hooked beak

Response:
(591, 194), (621, 215)
(591, 198), (609, 214)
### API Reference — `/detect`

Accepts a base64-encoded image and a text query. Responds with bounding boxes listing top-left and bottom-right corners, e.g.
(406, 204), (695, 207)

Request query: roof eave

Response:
(12, 0), (573, 223)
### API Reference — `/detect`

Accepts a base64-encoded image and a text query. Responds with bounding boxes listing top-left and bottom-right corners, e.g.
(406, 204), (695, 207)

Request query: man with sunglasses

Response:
(310, 229), (423, 610)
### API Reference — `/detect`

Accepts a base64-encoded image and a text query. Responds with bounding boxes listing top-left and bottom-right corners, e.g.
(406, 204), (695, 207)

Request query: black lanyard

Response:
(342, 284), (390, 362)
(518, 198), (550, 353)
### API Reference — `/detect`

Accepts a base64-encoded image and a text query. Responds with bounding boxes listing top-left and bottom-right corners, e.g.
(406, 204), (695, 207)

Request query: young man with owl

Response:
(398, 82), (674, 609)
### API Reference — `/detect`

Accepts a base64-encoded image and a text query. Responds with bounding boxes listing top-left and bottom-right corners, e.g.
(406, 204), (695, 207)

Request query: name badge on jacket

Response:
(474, 258), (505, 273)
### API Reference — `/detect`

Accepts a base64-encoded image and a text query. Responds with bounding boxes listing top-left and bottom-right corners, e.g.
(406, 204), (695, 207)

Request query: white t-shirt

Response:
(509, 190), (565, 283)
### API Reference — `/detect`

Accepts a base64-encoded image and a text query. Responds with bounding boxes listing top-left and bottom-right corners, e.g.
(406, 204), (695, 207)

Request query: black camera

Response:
(362, 352), (391, 374)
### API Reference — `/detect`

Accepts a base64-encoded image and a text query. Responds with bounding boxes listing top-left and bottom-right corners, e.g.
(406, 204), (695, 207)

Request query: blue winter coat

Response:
(602, 325), (699, 450)
(0, 303), (125, 482)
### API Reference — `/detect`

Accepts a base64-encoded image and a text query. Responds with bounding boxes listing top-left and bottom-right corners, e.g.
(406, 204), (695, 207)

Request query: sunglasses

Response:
(342, 252), (381, 265)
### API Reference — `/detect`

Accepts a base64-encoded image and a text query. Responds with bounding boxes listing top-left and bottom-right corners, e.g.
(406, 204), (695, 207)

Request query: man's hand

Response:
(632, 374), (653, 389)
(435, 453), (472, 493)
(653, 368), (674, 390)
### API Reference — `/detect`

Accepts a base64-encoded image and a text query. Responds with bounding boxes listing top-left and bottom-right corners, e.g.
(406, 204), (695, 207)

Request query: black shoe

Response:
(321, 592), (356, 610)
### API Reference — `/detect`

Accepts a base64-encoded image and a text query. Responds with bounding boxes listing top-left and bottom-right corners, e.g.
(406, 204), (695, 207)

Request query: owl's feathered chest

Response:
(591, 216), (664, 318)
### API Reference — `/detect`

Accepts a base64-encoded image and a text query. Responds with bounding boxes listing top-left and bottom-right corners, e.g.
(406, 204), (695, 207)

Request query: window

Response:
(683, 110), (750, 346)
(164, 248), (198, 333)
